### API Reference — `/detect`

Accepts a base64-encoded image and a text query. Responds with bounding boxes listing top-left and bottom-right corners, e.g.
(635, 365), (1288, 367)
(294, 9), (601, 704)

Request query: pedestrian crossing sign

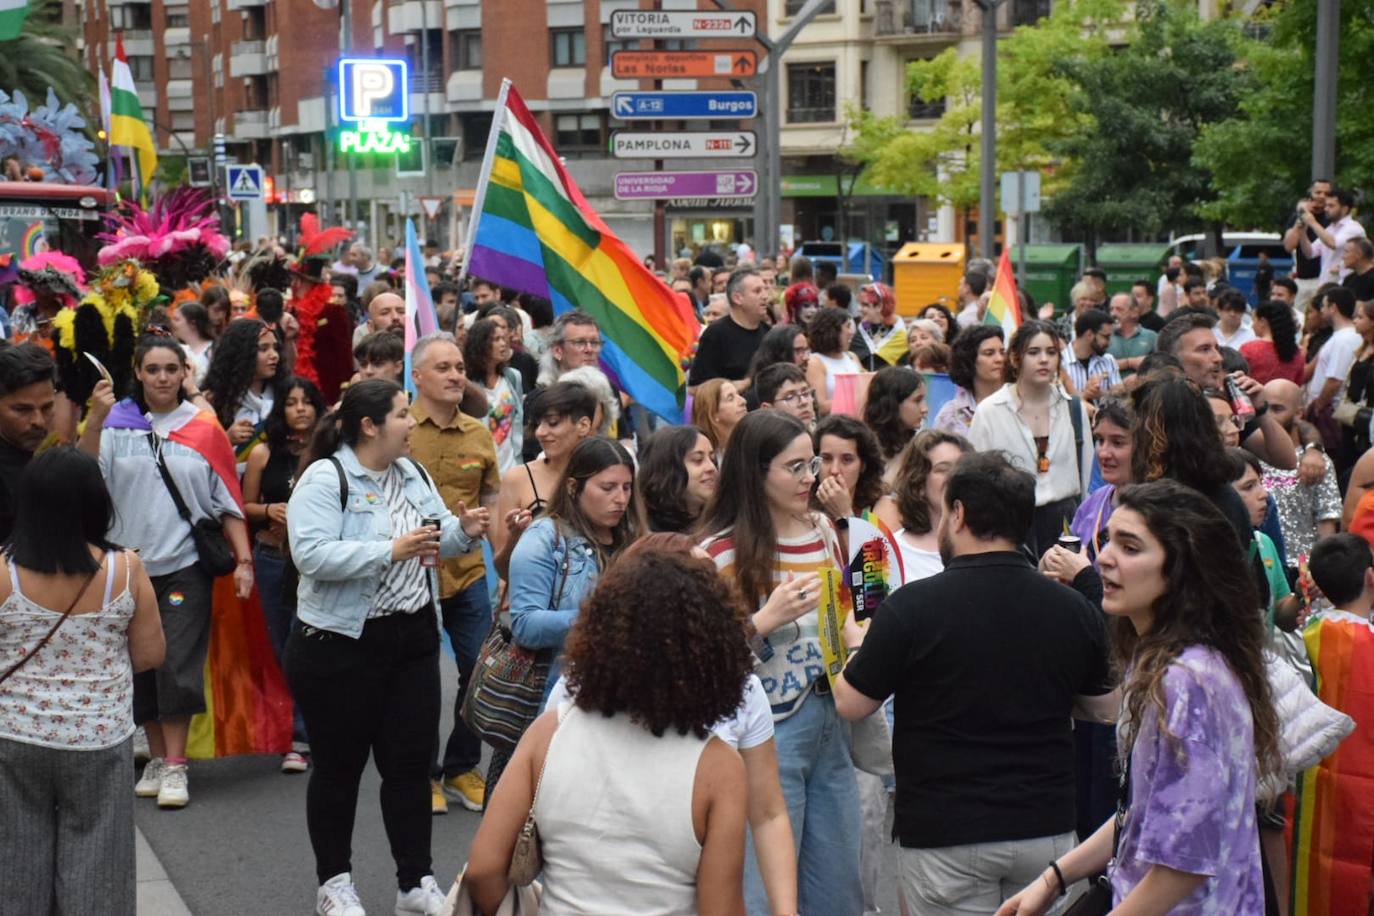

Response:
(227, 165), (264, 201)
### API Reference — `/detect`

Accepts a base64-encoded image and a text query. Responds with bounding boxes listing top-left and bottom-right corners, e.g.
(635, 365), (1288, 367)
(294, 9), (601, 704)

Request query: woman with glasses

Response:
(745, 324), (811, 410)
(699, 410), (864, 916)
(852, 282), (907, 370)
(1205, 388), (1245, 449)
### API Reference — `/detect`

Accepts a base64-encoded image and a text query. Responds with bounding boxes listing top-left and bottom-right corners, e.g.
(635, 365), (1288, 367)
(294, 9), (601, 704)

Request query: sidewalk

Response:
(137, 826), (192, 916)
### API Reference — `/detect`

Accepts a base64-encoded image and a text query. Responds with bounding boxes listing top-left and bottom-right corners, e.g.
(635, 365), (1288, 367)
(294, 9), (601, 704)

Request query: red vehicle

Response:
(0, 183), (116, 272)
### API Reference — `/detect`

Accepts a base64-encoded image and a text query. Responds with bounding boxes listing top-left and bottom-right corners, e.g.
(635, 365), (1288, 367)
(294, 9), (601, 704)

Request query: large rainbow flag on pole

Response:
(1291, 610), (1374, 915)
(459, 80), (697, 422)
(983, 247), (1022, 339)
(403, 217), (439, 397)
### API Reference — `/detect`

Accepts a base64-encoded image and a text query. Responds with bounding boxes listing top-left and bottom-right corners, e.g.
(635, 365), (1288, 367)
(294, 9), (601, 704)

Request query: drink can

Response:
(420, 517), (440, 568)
(1057, 534), (1082, 554)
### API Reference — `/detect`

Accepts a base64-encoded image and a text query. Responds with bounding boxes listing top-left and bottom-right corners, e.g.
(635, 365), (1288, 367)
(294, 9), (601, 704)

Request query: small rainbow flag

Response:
(1291, 610), (1374, 915)
(403, 218), (439, 397)
(983, 247), (1022, 339)
(461, 80), (697, 422)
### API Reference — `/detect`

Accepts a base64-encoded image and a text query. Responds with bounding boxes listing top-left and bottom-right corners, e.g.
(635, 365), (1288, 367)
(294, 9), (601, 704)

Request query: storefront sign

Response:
(339, 121), (413, 155)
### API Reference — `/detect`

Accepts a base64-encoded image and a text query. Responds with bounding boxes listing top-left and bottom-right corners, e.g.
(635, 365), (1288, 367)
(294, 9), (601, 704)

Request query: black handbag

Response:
(150, 432), (237, 578)
(1061, 756), (1131, 915)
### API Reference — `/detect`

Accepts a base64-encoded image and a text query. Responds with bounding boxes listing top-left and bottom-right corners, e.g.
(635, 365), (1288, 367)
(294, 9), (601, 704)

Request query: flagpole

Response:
(455, 78), (512, 288)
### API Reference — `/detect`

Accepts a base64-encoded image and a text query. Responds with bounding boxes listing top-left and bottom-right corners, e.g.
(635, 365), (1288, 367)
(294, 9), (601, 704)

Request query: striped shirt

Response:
(1060, 348), (1121, 396)
(701, 513), (845, 720)
(369, 464), (431, 618)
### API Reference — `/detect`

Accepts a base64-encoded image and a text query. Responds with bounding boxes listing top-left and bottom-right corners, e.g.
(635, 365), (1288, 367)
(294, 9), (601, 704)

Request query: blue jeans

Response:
(434, 578), (492, 779)
(254, 543), (308, 746)
(744, 691), (864, 916)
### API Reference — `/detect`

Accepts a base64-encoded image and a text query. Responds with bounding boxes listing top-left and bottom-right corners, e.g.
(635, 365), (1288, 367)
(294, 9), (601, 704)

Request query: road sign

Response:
(338, 57), (409, 123)
(187, 157), (211, 188)
(226, 164), (264, 201)
(611, 91), (758, 120)
(1000, 170), (1041, 215)
(418, 196), (443, 220)
(611, 50), (756, 80)
(612, 131), (756, 160)
(614, 170), (757, 201)
(610, 10), (756, 39)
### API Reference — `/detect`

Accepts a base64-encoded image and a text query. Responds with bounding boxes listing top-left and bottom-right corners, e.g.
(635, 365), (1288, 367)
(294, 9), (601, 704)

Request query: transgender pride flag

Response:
(403, 218), (440, 396)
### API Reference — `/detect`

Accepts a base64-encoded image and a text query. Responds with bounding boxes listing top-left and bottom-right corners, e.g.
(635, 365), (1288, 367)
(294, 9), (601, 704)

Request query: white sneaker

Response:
(394, 875), (446, 916)
(135, 757), (164, 797)
(157, 763), (189, 808)
(317, 873), (366, 916)
(133, 727), (151, 764)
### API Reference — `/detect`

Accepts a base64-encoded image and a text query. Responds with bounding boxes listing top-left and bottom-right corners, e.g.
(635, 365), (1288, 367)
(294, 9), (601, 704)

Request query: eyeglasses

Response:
(775, 388), (814, 407)
(1215, 414), (1243, 431)
(775, 455), (822, 481)
(563, 337), (603, 351)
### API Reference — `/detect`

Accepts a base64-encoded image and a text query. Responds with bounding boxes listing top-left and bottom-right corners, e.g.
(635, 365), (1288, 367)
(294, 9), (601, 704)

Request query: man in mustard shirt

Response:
(408, 331), (501, 814)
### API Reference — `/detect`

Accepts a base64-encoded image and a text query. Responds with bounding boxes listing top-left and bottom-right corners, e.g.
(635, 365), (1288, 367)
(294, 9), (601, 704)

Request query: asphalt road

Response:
(136, 662), (904, 915)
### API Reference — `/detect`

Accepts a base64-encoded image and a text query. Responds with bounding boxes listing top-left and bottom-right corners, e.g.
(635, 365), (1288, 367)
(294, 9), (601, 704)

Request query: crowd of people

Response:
(3, 180), (1374, 916)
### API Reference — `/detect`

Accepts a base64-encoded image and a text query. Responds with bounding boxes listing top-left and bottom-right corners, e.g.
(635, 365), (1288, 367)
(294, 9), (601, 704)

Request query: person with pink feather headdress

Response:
(10, 250), (85, 346)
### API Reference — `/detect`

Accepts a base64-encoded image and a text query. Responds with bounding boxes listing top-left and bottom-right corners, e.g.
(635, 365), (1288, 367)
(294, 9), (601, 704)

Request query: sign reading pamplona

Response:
(336, 57), (413, 158)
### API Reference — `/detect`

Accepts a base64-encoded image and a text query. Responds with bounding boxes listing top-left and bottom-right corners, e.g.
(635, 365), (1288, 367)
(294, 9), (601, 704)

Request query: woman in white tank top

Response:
(464, 542), (756, 916)
(805, 307), (865, 416)
(0, 447), (164, 916)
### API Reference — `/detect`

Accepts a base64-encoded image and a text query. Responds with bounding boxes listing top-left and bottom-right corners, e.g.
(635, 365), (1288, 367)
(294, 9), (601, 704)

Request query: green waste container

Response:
(1017, 245), (1082, 318)
(1094, 244), (1171, 298)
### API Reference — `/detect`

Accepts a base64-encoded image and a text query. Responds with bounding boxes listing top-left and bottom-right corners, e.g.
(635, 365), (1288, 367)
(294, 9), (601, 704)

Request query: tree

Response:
(844, 0), (1124, 212)
(0, 0), (90, 111)
(1042, 1), (1250, 254)
(1194, 1), (1374, 230)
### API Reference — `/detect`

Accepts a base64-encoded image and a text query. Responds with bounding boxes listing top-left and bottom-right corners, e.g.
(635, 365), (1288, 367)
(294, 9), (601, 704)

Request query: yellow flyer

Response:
(816, 565), (848, 690)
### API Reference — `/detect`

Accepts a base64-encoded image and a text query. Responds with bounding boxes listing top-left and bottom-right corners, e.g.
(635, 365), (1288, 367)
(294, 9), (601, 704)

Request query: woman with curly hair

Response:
(805, 307), (865, 416)
(691, 377), (748, 457)
(932, 325), (1005, 437)
(699, 410), (864, 916)
(875, 429), (972, 585)
(862, 366), (927, 484)
(241, 375), (327, 773)
(921, 301), (960, 347)
(637, 425), (718, 534)
(998, 480), (1278, 916)
(203, 318), (282, 467)
(811, 415), (884, 527)
(464, 316), (523, 475)
(467, 543), (754, 915)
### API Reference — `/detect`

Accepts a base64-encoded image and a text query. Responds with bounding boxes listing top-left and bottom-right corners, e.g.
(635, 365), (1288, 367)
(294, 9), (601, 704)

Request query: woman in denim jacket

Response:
(284, 379), (490, 916)
(484, 436), (637, 797)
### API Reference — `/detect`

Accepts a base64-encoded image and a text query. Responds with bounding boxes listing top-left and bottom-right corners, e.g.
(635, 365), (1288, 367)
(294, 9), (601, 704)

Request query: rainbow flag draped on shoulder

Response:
(461, 80), (697, 422)
(1291, 609), (1374, 915)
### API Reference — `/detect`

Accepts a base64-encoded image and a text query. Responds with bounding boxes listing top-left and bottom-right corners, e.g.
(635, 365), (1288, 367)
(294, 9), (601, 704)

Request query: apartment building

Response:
(81, 0), (769, 254)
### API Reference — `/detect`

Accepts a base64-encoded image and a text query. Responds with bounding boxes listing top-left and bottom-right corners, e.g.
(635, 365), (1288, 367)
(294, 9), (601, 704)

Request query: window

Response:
(460, 113), (492, 160)
(786, 0), (835, 13)
(550, 28), (585, 67)
(860, 60), (869, 112)
(554, 113), (603, 152)
(128, 55), (154, 82)
(602, 23), (633, 62)
(168, 56), (192, 80)
(171, 111), (196, 131)
(165, 11), (188, 27)
(908, 95), (946, 120)
(110, 4), (152, 29)
(1011, 0), (1052, 26)
(786, 62), (836, 123)
(449, 29), (481, 70)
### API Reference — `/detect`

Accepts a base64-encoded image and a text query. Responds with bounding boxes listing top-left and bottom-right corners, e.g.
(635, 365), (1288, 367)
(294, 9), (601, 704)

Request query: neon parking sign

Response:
(338, 58), (409, 123)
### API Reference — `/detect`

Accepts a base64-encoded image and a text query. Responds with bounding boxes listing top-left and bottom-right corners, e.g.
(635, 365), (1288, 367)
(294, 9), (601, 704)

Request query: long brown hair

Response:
(547, 436), (639, 569)
(1111, 481), (1279, 782)
(691, 378), (734, 450)
(891, 429), (973, 534)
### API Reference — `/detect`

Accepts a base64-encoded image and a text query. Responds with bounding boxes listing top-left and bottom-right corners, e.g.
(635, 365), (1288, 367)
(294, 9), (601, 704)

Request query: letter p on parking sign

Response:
(338, 58), (409, 123)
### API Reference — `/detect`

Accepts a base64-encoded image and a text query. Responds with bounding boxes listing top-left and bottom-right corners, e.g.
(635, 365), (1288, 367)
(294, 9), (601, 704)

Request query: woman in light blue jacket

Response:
(484, 436), (637, 798)
(284, 379), (490, 916)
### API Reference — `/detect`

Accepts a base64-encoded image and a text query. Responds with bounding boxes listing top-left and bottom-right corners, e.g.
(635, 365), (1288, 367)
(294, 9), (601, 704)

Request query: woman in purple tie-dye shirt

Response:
(999, 480), (1280, 916)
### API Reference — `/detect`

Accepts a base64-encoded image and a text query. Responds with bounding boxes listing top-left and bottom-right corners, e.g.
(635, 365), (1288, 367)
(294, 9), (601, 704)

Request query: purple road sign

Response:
(613, 170), (758, 201)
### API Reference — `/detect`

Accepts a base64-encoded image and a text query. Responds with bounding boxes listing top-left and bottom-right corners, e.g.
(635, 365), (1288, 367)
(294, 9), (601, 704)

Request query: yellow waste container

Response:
(891, 243), (965, 319)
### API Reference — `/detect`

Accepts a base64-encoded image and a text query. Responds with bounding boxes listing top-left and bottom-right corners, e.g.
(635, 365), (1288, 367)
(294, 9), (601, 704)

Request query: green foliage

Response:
(1195, 1), (1374, 229)
(845, 0), (1123, 211)
(0, 0), (90, 111)
(1043, 1), (1249, 245)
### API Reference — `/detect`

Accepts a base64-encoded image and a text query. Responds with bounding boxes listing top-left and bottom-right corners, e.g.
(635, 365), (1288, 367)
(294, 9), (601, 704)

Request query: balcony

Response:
(227, 0), (267, 8)
(233, 109), (270, 140)
(873, 0), (963, 44)
(386, 0), (442, 34)
(229, 39), (270, 78)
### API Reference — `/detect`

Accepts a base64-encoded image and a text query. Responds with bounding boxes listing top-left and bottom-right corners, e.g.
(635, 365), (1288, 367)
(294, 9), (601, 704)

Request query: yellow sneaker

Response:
(442, 768), (486, 812)
(430, 780), (448, 816)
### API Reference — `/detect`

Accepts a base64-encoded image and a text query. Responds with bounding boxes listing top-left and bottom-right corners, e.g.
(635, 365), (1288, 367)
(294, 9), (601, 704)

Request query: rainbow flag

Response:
(403, 217), (439, 397)
(461, 80), (697, 422)
(1292, 609), (1374, 915)
(983, 247), (1022, 339)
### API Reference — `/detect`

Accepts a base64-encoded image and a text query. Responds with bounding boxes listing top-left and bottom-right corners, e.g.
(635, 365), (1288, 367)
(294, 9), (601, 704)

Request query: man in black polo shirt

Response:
(834, 451), (1112, 915)
(687, 266), (771, 394)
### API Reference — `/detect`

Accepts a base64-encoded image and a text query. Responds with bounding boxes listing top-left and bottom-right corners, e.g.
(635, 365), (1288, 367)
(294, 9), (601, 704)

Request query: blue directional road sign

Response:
(611, 91), (757, 121)
(226, 164), (264, 201)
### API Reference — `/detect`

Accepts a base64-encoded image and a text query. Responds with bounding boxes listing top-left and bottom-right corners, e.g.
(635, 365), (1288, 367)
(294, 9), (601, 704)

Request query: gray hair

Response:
(909, 318), (944, 344)
(350, 241), (373, 259)
(550, 310), (598, 346)
(412, 331), (460, 368)
(559, 366), (619, 435)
